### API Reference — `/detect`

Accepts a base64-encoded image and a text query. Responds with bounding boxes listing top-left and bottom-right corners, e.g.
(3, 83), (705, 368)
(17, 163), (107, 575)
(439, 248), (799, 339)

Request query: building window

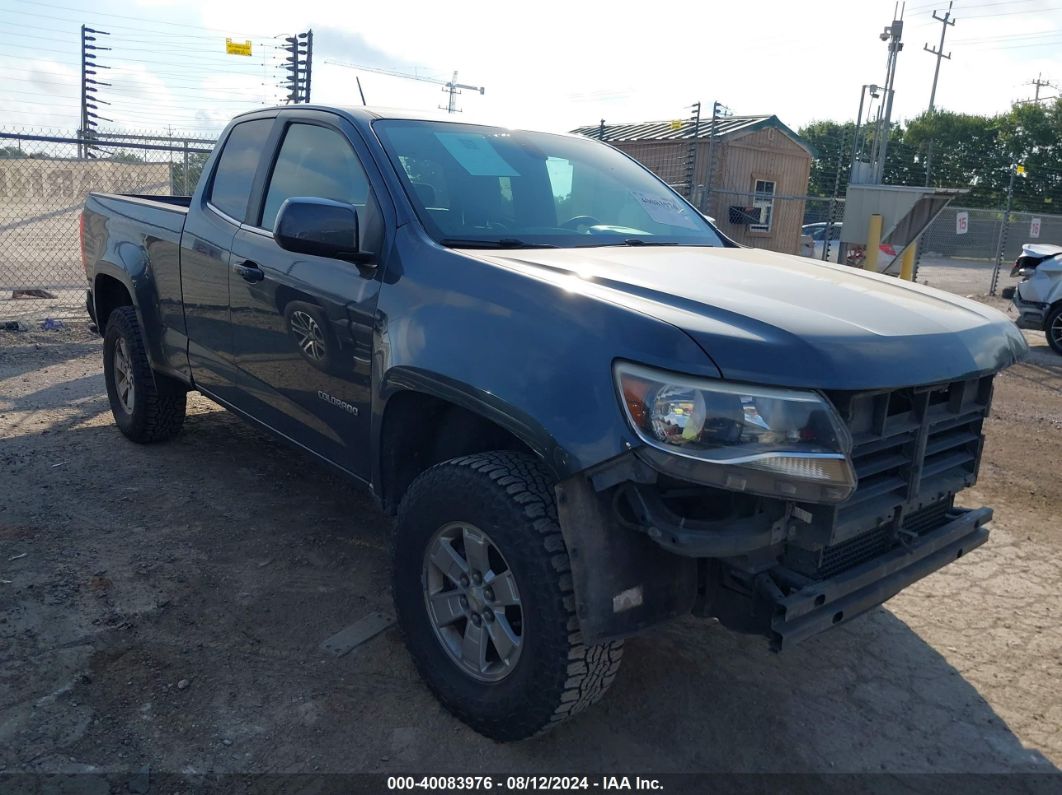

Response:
(750, 179), (775, 232)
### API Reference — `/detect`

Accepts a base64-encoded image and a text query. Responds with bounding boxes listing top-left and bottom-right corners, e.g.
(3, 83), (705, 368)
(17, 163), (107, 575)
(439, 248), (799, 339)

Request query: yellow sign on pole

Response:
(669, 120), (683, 131)
(225, 38), (252, 56)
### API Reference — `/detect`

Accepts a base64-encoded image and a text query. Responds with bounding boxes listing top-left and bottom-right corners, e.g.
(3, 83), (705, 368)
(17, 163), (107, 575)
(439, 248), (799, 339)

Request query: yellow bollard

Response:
(863, 214), (882, 272)
(899, 241), (918, 281)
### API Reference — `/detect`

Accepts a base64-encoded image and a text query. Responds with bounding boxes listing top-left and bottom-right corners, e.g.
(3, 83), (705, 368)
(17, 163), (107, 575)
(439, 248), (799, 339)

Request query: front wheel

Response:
(392, 452), (623, 741)
(1046, 304), (1062, 356)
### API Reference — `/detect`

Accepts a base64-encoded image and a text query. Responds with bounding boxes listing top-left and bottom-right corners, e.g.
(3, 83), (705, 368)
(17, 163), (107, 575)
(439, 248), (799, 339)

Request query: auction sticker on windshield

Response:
(435, 132), (520, 177)
(631, 191), (699, 229)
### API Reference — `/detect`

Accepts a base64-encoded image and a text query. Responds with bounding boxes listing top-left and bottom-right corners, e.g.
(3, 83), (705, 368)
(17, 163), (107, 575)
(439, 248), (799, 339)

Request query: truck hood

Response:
(467, 245), (1027, 390)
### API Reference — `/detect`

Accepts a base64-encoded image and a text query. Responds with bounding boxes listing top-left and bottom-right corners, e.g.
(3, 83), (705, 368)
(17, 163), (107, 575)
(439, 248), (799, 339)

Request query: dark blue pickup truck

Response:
(80, 105), (1027, 741)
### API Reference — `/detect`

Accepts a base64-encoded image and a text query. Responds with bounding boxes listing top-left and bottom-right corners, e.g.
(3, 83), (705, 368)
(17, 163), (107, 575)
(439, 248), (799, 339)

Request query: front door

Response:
(227, 120), (386, 479)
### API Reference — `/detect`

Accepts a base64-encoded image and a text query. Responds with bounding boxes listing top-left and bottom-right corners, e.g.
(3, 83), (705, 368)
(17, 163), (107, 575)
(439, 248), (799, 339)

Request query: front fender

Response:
(371, 229), (719, 485)
(376, 365), (567, 479)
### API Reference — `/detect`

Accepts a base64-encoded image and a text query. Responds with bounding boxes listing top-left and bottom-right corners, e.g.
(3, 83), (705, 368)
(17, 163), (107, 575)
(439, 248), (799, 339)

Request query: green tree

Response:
(797, 120), (854, 197)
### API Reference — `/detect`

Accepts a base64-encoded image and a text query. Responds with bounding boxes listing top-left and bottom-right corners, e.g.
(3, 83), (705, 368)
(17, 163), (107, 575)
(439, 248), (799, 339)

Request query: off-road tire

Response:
(393, 451), (623, 741)
(1046, 304), (1062, 356)
(103, 306), (186, 443)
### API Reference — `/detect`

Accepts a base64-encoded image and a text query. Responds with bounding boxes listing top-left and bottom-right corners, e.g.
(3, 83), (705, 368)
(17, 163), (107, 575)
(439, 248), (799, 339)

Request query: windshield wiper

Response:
(440, 238), (556, 249)
(589, 239), (715, 248)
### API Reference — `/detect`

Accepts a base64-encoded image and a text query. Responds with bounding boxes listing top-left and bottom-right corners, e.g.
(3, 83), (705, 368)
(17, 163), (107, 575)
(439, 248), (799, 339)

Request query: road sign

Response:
(225, 38), (252, 56)
(955, 211), (969, 235)
(1030, 217), (1042, 239)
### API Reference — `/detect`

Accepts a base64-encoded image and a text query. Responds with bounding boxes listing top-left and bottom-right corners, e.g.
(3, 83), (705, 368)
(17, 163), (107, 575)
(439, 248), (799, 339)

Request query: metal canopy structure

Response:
(841, 184), (968, 273)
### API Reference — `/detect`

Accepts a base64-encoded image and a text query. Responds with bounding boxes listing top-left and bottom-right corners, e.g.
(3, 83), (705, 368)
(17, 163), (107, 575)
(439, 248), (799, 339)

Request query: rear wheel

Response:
(103, 306), (186, 443)
(392, 451), (623, 741)
(1046, 305), (1062, 356)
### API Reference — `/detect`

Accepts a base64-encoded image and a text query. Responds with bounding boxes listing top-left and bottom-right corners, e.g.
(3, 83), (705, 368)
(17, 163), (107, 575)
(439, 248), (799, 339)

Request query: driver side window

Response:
(260, 123), (382, 253)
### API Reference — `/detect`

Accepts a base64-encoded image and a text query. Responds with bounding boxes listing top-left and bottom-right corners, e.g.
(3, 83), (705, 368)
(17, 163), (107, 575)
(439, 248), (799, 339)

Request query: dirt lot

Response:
(1, 277), (1061, 779)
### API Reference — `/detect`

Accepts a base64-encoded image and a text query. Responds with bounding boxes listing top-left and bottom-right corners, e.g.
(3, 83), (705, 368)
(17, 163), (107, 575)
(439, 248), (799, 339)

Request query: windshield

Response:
(373, 119), (725, 249)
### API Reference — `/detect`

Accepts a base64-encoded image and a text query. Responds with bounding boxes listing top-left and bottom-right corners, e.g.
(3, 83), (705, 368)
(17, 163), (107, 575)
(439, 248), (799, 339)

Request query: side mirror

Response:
(274, 197), (371, 264)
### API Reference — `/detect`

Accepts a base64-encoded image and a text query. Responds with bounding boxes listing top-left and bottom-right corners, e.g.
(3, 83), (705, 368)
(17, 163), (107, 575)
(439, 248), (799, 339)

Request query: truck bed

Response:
(87, 193), (190, 237)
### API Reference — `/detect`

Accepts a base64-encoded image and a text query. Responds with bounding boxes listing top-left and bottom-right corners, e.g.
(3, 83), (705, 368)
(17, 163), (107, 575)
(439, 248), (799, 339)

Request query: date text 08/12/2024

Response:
(386, 776), (664, 791)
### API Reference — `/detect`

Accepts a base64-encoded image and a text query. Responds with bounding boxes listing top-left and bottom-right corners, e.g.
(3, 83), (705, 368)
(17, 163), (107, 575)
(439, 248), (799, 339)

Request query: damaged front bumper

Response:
(757, 506), (990, 649)
(557, 450), (993, 649)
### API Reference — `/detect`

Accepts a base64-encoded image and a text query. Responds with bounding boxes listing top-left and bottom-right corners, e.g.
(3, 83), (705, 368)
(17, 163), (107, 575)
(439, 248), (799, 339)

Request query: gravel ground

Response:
(1, 265), (1060, 779)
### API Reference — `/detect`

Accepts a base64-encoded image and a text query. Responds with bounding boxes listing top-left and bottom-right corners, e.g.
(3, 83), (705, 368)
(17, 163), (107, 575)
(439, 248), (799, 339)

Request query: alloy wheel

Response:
(113, 337), (135, 413)
(422, 522), (523, 682)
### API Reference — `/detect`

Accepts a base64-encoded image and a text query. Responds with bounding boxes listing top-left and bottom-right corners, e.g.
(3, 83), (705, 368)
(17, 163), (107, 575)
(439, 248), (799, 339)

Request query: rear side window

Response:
(208, 119), (272, 221)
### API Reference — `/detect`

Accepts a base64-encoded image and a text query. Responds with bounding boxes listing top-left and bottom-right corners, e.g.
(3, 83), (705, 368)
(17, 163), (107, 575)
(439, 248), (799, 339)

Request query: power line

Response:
(19, 1), (276, 39)
(907, 0), (1040, 12)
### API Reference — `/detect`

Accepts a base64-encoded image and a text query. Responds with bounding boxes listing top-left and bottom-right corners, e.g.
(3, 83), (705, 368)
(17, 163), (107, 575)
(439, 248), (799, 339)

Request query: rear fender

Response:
(92, 251), (171, 375)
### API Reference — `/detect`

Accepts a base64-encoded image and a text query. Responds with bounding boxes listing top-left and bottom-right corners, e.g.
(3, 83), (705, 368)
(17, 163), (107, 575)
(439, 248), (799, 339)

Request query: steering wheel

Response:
(560, 215), (603, 231)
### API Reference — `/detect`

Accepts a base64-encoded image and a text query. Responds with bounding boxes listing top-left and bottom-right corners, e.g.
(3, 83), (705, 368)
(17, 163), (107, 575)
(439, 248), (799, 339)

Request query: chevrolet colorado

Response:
(81, 106), (1027, 741)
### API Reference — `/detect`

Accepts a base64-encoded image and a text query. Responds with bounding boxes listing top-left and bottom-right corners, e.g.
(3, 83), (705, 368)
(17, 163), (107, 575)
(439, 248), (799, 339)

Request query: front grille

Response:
(784, 376), (992, 581)
(829, 375), (992, 539)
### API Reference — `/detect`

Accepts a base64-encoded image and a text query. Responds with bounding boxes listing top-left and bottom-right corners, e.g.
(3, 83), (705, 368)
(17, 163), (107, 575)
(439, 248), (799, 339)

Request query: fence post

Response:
(683, 102), (701, 199)
(822, 126), (848, 262)
(182, 141), (190, 195)
(990, 165), (1016, 296)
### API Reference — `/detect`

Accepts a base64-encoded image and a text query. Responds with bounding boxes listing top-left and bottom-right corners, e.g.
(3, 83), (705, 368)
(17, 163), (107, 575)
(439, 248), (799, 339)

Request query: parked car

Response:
(81, 106), (1027, 741)
(800, 222), (898, 269)
(1010, 244), (1062, 354)
(1010, 242), (1062, 278)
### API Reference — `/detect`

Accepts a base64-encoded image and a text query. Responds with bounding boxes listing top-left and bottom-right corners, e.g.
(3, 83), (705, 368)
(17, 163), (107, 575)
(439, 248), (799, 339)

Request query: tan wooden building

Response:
(570, 116), (814, 255)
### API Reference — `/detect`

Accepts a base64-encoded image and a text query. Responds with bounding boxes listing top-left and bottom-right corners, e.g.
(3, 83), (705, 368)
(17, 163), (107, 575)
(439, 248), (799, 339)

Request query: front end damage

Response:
(556, 374), (996, 650)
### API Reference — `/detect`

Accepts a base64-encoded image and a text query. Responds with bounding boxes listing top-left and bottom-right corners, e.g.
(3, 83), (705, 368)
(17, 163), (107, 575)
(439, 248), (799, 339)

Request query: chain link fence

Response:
(0, 128), (215, 327)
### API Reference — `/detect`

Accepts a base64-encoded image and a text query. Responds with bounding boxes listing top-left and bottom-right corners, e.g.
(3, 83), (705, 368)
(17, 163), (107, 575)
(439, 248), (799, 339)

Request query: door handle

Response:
(232, 260), (264, 283)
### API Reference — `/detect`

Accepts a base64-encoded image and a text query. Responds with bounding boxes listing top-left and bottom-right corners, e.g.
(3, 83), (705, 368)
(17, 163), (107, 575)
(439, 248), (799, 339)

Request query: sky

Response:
(0, 0), (1059, 137)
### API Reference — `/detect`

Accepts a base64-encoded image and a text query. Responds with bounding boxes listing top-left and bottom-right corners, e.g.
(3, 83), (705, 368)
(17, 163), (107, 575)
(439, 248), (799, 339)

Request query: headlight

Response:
(615, 362), (856, 503)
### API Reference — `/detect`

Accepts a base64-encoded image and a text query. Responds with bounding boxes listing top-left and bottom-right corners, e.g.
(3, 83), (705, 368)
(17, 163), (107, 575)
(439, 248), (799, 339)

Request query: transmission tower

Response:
(80, 25), (111, 159)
